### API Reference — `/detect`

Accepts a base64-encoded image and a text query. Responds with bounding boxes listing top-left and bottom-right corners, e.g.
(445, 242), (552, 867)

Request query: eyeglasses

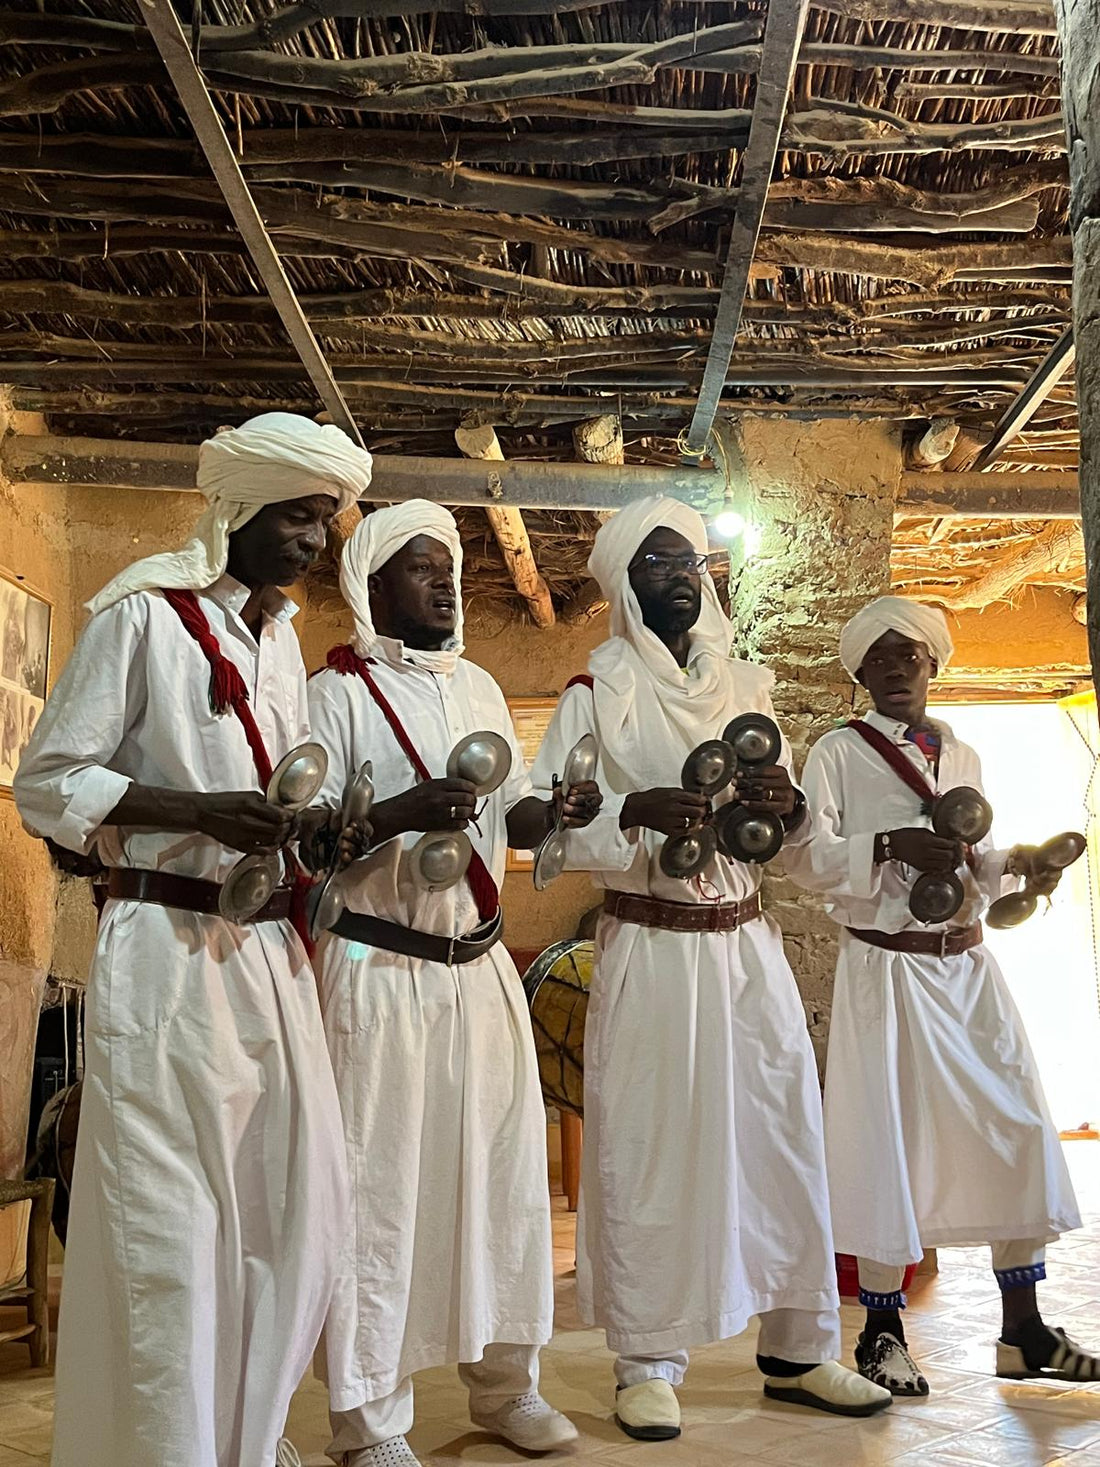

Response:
(629, 551), (709, 579)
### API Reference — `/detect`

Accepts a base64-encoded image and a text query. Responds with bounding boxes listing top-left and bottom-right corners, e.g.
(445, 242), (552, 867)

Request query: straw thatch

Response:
(0, 0), (1080, 614)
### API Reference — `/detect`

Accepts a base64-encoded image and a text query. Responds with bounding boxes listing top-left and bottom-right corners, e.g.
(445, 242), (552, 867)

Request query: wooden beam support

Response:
(454, 425), (555, 628)
(2, 435), (727, 514)
(137, 0), (362, 451)
(898, 470), (1080, 518)
(905, 418), (961, 469)
(935, 523), (1084, 607)
(971, 327), (1077, 469)
(1054, 0), (1100, 695)
(686, 0), (809, 455)
(564, 416), (623, 623)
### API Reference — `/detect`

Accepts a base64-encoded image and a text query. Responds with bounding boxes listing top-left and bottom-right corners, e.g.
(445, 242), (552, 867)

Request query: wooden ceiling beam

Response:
(971, 327), (1076, 468)
(899, 469), (1079, 517)
(686, 0), (809, 454)
(1, 434), (726, 513)
(454, 425), (555, 628)
(138, 0), (361, 447)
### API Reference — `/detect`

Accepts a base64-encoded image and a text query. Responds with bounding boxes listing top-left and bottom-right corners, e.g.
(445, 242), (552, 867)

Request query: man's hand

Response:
(556, 779), (603, 829)
(1009, 844), (1063, 897)
(297, 807), (374, 873)
(620, 788), (710, 837)
(878, 826), (963, 872)
(193, 792), (296, 854)
(735, 764), (797, 818)
(369, 778), (477, 845)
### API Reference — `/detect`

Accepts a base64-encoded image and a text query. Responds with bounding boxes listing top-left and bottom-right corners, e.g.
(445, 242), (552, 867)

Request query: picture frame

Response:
(0, 568), (52, 799)
(506, 696), (560, 872)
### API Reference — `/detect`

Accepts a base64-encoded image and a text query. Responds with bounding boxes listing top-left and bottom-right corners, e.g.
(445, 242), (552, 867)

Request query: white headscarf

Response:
(339, 499), (464, 673)
(586, 496), (770, 790)
(86, 412), (373, 614)
(839, 595), (954, 680)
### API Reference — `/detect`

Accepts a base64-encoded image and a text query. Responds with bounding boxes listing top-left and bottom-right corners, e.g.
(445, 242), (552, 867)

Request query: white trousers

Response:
(327, 1344), (539, 1457)
(858, 1240), (1046, 1299)
(615, 1308), (842, 1388)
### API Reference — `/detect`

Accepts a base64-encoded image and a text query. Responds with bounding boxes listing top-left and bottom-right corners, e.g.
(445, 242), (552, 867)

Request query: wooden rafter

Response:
(687, 0), (814, 453)
(454, 425), (555, 629)
(971, 328), (1077, 469)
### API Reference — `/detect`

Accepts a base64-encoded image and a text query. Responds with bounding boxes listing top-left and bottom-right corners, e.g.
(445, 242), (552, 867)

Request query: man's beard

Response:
(635, 583), (702, 636)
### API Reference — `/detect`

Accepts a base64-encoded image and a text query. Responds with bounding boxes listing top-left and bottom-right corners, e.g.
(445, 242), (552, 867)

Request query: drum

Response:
(522, 938), (593, 1118)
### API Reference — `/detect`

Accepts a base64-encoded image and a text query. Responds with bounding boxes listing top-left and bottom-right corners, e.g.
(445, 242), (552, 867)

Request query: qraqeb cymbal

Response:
(659, 823), (717, 879)
(446, 730), (512, 796)
(909, 869), (966, 926)
(987, 830), (1086, 930)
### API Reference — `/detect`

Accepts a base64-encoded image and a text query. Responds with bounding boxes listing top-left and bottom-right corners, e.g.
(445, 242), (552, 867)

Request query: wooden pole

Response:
(1053, 0), (1100, 693)
(454, 425), (556, 629)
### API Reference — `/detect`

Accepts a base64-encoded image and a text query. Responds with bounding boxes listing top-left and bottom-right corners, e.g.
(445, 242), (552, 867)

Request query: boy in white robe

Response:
(530, 496), (891, 1441)
(14, 414), (374, 1467)
(308, 501), (601, 1467)
(785, 595), (1100, 1395)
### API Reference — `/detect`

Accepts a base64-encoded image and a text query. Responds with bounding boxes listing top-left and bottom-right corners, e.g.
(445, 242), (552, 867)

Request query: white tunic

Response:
(785, 710), (1080, 1266)
(530, 672), (839, 1356)
(14, 577), (348, 1467)
(307, 641), (553, 1412)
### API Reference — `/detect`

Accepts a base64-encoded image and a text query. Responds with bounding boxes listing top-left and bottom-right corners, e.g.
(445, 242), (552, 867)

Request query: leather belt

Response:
(329, 908), (503, 965)
(846, 921), (983, 957)
(107, 867), (292, 924)
(603, 888), (762, 934)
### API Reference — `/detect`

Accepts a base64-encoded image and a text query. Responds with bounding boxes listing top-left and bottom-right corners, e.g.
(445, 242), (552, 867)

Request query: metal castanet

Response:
(409, 829), (473, 892)
(680, 738), (737, 797)
(659, 822), (718, 879)
(308, 760), (375, 942)
(909, 869), (967, 926)
(220, 739), (330, 922)
(409, 730), (511, 893)
(932, 785), (993, 845)
(718, 712), (786, 866)
(446, 729), (512, 795)
(533, 732), (600, 892)
(987, 829), (1087, 930)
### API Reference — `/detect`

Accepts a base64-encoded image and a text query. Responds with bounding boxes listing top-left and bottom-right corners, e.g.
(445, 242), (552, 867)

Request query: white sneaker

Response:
(763, 1360), (893, 1417)
(275, 1441), (303, 1467)
(340, 1439), (422, 1467)
(614, 1379), (682, 1441)
(470, 1391), (579, 1451)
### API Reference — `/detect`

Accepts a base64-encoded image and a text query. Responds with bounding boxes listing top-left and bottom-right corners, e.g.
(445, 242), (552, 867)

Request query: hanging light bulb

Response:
(712, 510), (746, 539)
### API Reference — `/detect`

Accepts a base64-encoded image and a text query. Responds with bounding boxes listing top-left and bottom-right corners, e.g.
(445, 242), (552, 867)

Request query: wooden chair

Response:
(0, 1178), (55, 1367)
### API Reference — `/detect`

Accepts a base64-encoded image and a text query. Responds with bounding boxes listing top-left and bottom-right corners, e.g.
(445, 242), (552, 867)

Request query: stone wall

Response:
(725, 415), (902, 1063)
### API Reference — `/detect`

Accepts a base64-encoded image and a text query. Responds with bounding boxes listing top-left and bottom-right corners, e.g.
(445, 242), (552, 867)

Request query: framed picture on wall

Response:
(0, 569), (51, 798)
(505, 696), (559, 872)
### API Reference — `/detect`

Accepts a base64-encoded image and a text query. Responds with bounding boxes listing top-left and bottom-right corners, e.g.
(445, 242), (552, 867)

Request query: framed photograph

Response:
(506, 696), (560, 872)
(0, 569), (51, 798)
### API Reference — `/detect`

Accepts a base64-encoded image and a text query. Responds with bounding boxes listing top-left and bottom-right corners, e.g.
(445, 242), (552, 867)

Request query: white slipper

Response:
(764, 1360), (893, 1417)
(341, 1437), (422, 1466)
(614, 1379), (682, 1441)
(470, 1392), (578, 1451)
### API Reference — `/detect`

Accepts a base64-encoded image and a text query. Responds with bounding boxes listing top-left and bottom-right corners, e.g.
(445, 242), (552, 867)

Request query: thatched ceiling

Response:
(0, 0), (1082, 618)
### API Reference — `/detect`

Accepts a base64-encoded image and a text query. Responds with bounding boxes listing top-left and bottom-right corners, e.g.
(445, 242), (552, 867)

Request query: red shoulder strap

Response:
(163, 589), (273, 787)
(846, 719), (935, 810)
(326, 644), (500, 920)
(565, 674), (594, 691)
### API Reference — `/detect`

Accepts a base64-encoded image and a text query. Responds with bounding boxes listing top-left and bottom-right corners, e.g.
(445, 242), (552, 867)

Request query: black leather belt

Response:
(329, 908), (503, 965)
(107, 867), (292, 923)
(847, 921), (983, 957)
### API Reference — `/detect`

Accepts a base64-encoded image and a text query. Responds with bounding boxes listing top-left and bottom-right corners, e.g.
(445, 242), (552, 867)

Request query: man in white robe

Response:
(529, 496), (891, 1441)
(785, 595), (1099, 1395)
(14, 413), (375, 1467)
(308, 501), (600, 1467)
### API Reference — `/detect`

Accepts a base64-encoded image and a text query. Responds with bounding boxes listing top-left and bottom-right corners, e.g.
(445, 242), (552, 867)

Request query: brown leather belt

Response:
(846, 921), (983, 957)
(107, 867), (292, 923)
(603, 888), (762, 934)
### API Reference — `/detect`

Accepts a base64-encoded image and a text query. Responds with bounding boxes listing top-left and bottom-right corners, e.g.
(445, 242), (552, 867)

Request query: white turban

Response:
(86, 412), (373, 614)
(339, 499), (464, 669)
(585, 496), (771, 790)
(839, 595), (954, 680)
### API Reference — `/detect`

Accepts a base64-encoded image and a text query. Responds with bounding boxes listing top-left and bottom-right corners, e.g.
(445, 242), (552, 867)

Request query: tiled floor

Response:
(3, 1147), (1100, 1465)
